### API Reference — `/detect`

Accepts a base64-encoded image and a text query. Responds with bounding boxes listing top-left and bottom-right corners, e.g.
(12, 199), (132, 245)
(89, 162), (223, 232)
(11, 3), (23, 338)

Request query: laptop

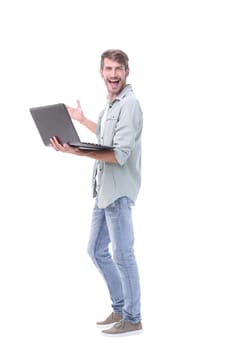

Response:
(29, 103), (114, 150)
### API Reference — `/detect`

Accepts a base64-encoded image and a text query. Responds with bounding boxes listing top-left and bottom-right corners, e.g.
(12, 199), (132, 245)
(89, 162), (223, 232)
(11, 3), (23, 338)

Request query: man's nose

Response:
(111, 68), (118, 75)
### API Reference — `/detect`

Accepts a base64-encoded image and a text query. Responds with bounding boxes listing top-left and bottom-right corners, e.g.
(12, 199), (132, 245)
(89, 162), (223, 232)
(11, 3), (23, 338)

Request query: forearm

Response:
(80, 116), (97, 134)
(75, 149), (118, 163)
(50, 137), (117, 163)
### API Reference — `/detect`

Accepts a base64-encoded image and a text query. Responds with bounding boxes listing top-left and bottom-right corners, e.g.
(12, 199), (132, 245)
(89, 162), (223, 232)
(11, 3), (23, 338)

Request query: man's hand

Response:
(66, 100), (85, 123)
(49, 137), (84, 155)
(66, 100), (97, 134)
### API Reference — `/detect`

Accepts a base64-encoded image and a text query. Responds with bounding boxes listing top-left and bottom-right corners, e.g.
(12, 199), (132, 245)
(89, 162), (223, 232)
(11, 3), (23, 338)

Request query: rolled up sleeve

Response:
(113, 99), (142, 166)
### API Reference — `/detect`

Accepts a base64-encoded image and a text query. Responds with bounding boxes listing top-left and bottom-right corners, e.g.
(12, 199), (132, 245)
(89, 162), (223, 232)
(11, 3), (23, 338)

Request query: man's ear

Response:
(126, 69), (130, 77)
(100, 69), (104, 78)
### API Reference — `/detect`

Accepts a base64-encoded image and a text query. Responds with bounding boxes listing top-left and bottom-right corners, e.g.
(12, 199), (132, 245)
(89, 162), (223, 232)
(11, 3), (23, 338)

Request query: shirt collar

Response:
(108, 84), (132, 105)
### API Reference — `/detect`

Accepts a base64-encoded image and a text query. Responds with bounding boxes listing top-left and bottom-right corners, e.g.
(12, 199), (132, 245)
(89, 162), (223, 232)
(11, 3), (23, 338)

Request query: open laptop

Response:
(29, 103), (114, 150)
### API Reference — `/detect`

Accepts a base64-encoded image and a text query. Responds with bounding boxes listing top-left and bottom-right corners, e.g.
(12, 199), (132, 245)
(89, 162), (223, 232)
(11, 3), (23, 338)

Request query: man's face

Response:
(100, 58), (129, 99)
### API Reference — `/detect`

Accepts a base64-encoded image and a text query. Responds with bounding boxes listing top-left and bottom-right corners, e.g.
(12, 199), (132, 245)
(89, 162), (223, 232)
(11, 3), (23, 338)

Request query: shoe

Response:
(101, 319), (143, 336)
(96, 312), (122, 328)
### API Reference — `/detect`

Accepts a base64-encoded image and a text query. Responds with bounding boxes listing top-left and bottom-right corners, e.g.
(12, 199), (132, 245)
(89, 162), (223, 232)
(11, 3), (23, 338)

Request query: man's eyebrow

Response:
(104, 64), (124, 69)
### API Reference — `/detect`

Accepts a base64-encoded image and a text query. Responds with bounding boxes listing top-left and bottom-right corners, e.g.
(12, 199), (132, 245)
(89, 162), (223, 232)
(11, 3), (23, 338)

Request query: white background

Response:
(0, 0), (232, 349)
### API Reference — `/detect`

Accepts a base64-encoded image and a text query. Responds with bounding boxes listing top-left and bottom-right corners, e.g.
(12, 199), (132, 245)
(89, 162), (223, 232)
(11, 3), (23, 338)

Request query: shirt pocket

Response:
(103, 115), (118, 144)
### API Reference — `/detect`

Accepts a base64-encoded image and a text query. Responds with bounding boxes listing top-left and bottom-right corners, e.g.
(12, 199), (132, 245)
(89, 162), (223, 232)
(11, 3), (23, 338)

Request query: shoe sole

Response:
(101, 329), (143, 337)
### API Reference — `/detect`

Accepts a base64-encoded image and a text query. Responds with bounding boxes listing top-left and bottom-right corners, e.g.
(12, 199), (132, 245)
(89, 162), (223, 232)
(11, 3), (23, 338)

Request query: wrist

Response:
(79, 115), (86, 125)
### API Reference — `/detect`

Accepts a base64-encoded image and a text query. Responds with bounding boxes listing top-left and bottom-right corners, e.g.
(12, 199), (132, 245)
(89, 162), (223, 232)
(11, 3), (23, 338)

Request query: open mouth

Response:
(108, 79), (120, 89)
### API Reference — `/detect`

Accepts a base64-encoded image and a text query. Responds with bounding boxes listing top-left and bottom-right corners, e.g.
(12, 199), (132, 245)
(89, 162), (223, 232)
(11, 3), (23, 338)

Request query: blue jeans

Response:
(87, 196), (141, 324)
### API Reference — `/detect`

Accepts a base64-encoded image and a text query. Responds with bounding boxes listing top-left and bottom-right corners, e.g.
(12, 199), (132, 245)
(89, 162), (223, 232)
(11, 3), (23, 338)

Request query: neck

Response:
(108, 84), (127, 102)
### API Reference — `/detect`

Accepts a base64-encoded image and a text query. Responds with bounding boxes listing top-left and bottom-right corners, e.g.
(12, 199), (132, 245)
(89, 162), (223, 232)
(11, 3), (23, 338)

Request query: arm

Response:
(77, 149), (117, 163)
(49, 137), (118, 163)
(66, 100), (97, 134)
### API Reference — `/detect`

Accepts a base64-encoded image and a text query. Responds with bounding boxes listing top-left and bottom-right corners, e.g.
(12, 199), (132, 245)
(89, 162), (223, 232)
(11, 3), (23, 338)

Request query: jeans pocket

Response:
(127, 198), (134, 209)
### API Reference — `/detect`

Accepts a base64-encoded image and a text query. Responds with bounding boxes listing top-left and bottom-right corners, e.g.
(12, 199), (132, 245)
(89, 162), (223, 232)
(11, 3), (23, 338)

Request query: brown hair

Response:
(100, 49), (129, 70)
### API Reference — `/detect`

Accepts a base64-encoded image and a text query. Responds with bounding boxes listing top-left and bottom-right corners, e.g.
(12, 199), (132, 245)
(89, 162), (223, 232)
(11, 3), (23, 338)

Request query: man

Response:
(50, 49), (143, 336)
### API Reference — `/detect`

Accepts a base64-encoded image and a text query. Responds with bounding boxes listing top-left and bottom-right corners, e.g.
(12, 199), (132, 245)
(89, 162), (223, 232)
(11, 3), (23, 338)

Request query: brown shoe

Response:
(102, 319), (143, 336)
(96, 312), (122, 328)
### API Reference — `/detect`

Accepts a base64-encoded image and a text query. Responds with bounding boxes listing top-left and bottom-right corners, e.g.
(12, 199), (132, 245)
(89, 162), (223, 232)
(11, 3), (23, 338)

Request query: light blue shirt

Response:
(92, 84), (143, 208)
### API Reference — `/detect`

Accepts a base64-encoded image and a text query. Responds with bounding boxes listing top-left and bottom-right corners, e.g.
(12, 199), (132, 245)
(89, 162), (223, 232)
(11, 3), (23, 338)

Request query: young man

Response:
(50, 49), (143, 336)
